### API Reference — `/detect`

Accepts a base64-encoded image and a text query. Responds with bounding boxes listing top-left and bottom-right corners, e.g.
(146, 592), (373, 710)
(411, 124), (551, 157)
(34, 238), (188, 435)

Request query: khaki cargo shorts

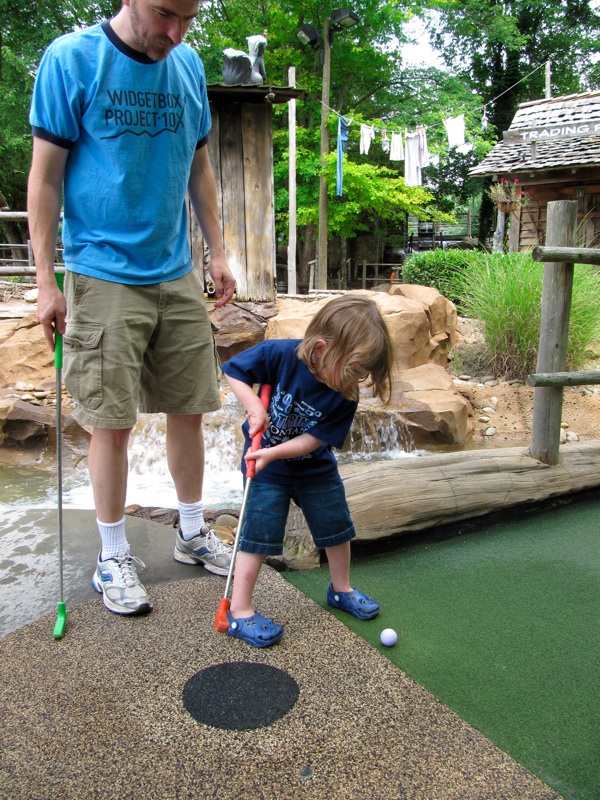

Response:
(63, 270), (221, 429)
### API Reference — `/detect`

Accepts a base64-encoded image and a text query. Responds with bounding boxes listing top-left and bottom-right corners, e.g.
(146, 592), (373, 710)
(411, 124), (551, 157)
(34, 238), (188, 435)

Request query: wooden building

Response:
(470, 90), (600, 251)
(189, 84), (301, 302)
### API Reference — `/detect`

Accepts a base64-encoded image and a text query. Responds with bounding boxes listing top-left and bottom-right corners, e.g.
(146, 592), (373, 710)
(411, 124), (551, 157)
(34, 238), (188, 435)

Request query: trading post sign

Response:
(504, 122), (600, 142)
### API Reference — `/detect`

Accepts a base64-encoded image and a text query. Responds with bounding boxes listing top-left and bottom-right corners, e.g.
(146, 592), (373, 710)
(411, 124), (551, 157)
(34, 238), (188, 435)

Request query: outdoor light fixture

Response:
(296, 23), (321, 49)
(329, 8), (360, 30)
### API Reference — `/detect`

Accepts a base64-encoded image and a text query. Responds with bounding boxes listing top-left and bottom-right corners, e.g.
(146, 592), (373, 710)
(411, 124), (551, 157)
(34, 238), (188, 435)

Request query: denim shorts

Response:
(239, 476), (356, 556)
(63, 271), (221, 429)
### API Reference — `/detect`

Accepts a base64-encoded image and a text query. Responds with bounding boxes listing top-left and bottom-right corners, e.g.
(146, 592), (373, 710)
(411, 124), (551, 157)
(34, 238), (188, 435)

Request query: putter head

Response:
(52, 602), (68, 639)
(214, 598), (231, 633)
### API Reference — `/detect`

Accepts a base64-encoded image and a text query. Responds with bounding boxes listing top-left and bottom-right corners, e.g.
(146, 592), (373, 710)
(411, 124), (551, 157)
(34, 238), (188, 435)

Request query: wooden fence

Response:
(528, 200), (600, 465)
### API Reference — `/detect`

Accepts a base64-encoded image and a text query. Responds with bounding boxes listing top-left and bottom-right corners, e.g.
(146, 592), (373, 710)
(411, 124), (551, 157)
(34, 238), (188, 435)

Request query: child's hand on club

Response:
(247, 407), (269, 437)
(244, 447), (274, 475)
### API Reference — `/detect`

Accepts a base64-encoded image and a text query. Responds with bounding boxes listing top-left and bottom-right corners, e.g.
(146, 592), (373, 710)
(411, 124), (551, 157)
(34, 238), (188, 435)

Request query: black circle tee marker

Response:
(183, 661), (300, 730)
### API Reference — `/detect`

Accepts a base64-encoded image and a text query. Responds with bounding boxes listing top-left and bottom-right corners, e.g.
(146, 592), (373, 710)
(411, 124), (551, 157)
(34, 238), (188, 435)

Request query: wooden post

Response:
(287, 67), (297, 295)
(218, 104), (247, 294)
(242, 104), (275, 300)
(492, 209), (506, 253)
(317, 19), (332, 290)
(530, 200), (578, 465)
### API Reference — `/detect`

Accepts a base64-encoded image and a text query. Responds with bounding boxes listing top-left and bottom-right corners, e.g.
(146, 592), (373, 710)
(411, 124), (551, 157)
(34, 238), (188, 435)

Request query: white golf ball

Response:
(380, 628), (398, 647)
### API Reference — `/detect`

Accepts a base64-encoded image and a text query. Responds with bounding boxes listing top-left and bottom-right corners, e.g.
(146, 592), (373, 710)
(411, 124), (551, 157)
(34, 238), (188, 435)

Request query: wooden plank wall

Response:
(190, 101), (276, 302)
(513, 179), (600, 252)
(219, 104), (247, 290)
(241, 103), (275, 300)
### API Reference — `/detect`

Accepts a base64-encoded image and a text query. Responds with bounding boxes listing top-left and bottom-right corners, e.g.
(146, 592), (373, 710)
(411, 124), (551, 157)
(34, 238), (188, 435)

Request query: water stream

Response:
(0, 391), (420, 512)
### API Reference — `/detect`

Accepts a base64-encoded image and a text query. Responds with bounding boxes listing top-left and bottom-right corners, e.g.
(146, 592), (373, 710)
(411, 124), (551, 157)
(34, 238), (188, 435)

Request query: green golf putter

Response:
(53, 271), (68, 639)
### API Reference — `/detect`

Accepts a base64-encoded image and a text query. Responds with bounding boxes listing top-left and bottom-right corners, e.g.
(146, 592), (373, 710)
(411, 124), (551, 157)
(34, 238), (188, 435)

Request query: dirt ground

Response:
(451, 318), (600, 443)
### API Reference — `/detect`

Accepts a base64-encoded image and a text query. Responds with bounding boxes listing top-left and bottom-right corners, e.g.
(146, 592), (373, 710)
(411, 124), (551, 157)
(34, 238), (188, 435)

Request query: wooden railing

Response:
(0, 211), (64, 276)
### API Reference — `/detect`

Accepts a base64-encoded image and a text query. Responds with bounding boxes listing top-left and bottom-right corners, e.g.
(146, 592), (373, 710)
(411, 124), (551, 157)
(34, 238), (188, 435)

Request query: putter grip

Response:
(246, 384), (271, 480)
(54, 272), (64, 371)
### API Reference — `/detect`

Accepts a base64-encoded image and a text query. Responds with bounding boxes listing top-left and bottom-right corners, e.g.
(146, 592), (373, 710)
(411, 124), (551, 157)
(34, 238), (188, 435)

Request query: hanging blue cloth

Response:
(336, 116), (351, 197)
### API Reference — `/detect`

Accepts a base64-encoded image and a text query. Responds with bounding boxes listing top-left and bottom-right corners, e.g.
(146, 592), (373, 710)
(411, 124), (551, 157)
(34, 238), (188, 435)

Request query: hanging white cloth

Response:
(416, 125), (430, 168)
(404, 130), (421, 186)
(389, 131), (404, 161)
(381, 130), (390, 154)
(360, 124), (375, 155)
(443, 114), (465, 148)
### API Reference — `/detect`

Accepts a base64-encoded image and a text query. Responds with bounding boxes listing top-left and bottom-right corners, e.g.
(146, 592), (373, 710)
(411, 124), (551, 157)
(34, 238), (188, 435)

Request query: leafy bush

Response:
(402, 249), (478, 308)
(456, 253), (600, 381)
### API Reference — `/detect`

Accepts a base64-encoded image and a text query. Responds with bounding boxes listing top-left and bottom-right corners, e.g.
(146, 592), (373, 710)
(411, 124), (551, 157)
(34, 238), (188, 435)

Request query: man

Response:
(28, 0), (237, 616)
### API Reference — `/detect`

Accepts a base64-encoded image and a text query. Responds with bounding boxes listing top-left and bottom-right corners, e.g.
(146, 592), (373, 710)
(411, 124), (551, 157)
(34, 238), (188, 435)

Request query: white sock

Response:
(178, 500), (205, 540)
(98, 517), (128, 560)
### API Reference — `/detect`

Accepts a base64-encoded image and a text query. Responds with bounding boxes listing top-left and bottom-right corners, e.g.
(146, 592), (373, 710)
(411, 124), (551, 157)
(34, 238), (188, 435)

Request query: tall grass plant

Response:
(457, 253), (600, 380)
(402, 248), (600, 380)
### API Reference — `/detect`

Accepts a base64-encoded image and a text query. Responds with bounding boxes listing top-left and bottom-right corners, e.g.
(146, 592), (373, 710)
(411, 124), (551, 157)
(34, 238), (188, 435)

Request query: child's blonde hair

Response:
(297, 295), (394, 404)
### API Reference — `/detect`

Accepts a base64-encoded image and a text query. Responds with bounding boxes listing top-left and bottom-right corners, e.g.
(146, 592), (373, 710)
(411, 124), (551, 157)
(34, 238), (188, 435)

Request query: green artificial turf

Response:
(283, 493), (600, 800)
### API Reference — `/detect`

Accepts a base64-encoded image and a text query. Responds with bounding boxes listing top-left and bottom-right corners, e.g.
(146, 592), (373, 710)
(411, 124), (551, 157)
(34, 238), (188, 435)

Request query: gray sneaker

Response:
(91, 550), (153, 616)
(174, 526), (233, 576)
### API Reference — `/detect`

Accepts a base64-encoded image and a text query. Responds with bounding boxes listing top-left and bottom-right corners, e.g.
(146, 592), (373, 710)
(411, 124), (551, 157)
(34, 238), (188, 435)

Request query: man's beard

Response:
(129, 1), (175, 61)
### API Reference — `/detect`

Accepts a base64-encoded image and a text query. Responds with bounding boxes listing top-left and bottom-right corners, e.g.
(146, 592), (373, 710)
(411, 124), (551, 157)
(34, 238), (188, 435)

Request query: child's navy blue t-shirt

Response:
(221, 339), (358, 485)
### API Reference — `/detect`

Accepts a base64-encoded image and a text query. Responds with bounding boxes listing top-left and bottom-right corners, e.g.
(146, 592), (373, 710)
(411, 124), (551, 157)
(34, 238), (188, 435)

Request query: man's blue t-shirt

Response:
(221, 339), (358, 485)
(29, 21), (212, 284)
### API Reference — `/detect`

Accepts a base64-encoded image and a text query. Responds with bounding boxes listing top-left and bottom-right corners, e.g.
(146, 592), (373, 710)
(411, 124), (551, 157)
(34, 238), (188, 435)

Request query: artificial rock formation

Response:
(0, 288), (469, 468)
(268, 290), (469, 448)
(267, 288), (457, 370)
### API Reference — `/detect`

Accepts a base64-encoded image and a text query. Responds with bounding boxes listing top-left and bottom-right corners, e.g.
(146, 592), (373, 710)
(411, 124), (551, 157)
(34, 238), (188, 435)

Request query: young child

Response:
(221, 294), (394, 648)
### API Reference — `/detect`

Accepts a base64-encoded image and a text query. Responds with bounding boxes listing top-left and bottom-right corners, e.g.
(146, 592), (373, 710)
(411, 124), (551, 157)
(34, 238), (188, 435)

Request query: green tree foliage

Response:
(1, 1), (120, 66)
(0, 48), (32, 211)
(0, 0), (119, 215)
(424, 0), (600, 239)
(2, 0), (598, 260)
(190, 0), (444, 255)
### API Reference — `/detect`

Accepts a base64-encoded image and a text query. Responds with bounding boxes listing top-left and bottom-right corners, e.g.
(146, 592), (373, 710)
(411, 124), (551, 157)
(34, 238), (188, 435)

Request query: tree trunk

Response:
(492, 209), (506, 253)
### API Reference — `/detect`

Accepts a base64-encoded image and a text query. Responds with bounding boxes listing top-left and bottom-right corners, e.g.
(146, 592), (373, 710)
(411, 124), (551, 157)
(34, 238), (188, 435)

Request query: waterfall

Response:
(126, 393), (246, 509)
(343, 407), (418, 463)
(2, 393), (417, 511)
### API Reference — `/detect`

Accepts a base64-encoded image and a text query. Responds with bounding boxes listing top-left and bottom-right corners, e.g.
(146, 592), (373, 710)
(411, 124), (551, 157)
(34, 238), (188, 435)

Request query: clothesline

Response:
(330, 61), (549, 195)
(321, 60), (548, 138)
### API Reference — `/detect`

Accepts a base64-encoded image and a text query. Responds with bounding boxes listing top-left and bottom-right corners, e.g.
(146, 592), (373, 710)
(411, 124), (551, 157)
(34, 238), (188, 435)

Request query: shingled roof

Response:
(470, 90), (600, 177)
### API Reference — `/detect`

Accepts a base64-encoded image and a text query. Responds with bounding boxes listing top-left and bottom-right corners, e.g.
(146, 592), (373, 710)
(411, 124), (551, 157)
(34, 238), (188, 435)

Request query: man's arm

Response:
(188, 144), (236, 308)
(27, 136), (69, 349)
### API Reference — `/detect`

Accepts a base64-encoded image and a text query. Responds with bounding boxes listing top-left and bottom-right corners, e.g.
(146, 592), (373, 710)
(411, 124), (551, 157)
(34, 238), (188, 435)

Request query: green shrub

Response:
(402, 249), (478, 308)
(456, 252), (600, 381)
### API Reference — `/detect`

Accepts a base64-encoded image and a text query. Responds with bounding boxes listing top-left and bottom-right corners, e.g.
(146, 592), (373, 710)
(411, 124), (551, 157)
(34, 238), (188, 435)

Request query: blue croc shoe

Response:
(327, 584), (380, 620)
(226, 611), (284, 648)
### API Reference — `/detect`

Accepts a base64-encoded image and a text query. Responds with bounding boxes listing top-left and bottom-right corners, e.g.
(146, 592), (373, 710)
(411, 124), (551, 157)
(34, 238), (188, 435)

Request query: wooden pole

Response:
(492, 209), (506, 253)
(287, 67), (297, 295)
(317, 20), (331, 290)
(532, 245), (600, 266)
(527, 370), (600, 387)
(530, 200), (578, 465)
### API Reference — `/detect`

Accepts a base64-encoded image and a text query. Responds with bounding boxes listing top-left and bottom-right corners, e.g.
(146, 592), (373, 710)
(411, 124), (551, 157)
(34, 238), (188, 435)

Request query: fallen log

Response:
(282, 441), (600, 568)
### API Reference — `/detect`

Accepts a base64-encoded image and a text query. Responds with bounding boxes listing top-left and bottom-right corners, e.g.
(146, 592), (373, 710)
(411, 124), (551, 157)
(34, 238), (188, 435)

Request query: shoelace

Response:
(114, 553), (146, 587)
(204, 528), (232, 555)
